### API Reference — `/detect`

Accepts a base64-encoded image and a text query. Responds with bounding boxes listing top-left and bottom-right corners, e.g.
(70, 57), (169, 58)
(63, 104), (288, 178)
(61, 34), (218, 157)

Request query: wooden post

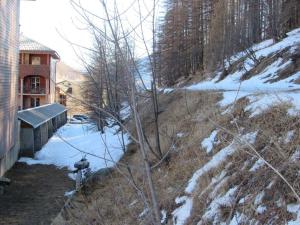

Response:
(46, 78), (49, 103)
(20, 78), (23, 110)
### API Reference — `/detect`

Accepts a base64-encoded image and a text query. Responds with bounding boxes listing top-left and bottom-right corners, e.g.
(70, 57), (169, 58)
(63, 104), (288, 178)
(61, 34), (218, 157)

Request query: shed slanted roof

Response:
(20, 35), (60, 59)
(18, 103), (67, 128)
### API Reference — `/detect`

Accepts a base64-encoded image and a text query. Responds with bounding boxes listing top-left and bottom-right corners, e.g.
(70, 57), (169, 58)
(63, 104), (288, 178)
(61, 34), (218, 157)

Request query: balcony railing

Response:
(23, 87), (46, 95)
(19, 64), (50, 78)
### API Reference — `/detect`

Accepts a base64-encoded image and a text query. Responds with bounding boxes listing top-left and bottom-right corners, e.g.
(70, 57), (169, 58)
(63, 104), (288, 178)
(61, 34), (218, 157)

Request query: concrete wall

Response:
(20, 123), (48, 157)
(0, 0), (20, 175)
(20, 127), (34, 157)
(0, 121), (20, 177)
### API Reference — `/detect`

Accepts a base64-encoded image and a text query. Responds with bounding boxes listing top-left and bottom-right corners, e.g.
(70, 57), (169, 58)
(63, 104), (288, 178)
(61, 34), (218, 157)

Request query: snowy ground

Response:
(19, 123), (129, 176)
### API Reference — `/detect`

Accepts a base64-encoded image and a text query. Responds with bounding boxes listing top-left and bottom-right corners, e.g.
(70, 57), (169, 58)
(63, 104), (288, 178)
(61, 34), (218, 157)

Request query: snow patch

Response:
(120, 102), (131, 120)
(219, 91), (250, 107)
(186, 132), (257, 194)
(161, 210), (167, 224)
(64, 190), (76, 197)
(254, 191), (265, 205)
(201, 187), (238, 224)
(285, 130), (295, 144)
(173, 132), (257, 224)
(238, 195), (251, 204)
(177, 132), (185, 138)
(291, 148), (300, 162)
(225, 39), (274, 68)
(129, 200), (138, 207)
(201, 130), (218, 154)
(172, 196), (193, 225)
(287, 204), (300, 225)
(209, 174), (229, 199)
(249, 158), (265, 172)
(227, 212), (250, 225)
(201, 171), (227, 197)
(185, 142), (236, 194)
(245, 90), (300, 117)
(161, 88), (174, 94)
(256, 205), (267, 214)
(139, 208), (149, 218)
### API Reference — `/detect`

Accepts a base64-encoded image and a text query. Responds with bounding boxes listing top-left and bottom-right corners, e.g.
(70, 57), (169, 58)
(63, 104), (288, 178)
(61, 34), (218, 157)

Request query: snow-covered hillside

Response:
(168, 28), (300, 225)
(159, 28), (300, 118)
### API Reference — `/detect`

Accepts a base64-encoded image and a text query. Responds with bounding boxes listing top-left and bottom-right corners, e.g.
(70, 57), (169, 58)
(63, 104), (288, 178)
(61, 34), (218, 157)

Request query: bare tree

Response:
(69, 0), (163, 223)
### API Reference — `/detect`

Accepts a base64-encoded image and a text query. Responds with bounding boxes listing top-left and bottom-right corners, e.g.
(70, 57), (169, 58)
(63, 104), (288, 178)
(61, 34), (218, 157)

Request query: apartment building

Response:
(18, 35), (60, 110)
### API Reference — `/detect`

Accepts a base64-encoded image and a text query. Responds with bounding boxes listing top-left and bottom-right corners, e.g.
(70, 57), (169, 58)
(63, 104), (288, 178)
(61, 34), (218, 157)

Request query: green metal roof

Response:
(18, 103), (67, 128)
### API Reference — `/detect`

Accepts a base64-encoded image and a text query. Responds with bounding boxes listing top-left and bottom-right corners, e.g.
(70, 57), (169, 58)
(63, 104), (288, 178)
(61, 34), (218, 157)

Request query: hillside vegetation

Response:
(53, 28), (300, 225)
(155, 0), (300, 86)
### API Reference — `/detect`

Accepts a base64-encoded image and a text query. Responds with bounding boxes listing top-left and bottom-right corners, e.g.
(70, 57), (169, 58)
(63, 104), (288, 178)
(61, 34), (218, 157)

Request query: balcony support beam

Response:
(20, 78), (23, 110)
(46, 79), (49, 103)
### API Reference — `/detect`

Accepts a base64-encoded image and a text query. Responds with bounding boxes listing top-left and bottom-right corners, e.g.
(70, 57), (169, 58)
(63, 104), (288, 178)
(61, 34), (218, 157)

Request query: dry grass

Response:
(186, 99), (300, 224)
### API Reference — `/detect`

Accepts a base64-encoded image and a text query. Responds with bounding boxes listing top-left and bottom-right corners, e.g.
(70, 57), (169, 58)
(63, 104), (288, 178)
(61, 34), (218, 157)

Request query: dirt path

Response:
(0, 162), (73, 225)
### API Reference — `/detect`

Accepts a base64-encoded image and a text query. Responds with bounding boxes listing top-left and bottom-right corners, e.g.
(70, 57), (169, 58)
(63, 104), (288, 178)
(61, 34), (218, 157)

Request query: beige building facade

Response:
(0, 0), (20, 176)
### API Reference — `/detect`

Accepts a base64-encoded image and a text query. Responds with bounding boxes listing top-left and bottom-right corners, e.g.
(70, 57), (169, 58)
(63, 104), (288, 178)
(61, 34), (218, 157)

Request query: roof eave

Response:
(19, 50), (60, 60)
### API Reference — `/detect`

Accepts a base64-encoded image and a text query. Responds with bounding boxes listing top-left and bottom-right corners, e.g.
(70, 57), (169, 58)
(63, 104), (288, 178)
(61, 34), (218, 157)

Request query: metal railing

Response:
(23, 87), (46, 94)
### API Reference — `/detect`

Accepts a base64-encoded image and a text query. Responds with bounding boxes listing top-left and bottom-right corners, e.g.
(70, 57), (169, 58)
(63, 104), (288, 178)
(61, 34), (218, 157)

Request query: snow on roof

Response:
(19, 35), (60, 59)
(18, 103), (67, 128)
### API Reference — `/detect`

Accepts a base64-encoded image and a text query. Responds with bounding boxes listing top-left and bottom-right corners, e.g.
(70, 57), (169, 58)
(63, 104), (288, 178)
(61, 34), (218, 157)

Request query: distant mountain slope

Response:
(56, 62), (87, 83)
(136, 56), (152, 90)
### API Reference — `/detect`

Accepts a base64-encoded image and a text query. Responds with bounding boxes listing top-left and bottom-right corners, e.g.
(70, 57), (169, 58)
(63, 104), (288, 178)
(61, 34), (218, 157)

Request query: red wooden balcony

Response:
(19, 64), (50, 78)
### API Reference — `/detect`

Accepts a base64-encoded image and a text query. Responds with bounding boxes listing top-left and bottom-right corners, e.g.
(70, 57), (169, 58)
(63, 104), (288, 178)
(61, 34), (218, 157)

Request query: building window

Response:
(30, 97), (40, 108)
(30, 76), (40, 90)
(67, 87), (72, 94)
(31, 56), (41, 65)
(59, 94), (66, 106)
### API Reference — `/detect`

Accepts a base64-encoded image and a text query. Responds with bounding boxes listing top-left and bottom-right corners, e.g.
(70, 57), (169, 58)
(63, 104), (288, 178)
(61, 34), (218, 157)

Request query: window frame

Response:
(31, 56), (41, 65)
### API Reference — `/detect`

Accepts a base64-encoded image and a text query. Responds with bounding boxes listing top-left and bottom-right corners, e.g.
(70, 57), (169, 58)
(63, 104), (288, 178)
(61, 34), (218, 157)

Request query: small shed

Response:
(18, 103), (67, 157)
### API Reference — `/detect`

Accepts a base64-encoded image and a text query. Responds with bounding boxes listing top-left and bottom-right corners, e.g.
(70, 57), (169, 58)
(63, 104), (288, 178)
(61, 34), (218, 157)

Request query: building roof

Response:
(18, 103), (67, 128)
(19, 35), (60, 59)
(57, 81), (72, 94)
